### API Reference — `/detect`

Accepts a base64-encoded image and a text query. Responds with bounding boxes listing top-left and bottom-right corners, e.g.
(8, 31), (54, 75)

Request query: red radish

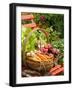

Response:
(51, 48), (57, 54)
(40, 47), (44, 52)
(40, 48), (48, 53)
(51, 67), (64, 75)
(56, 49), (60, 54)
(43, 48), (48, 52)
(49, 65), (61, 73)
(48, 44), (52, 49)
(51, 48), (60, 54)
(44, 44), (48, 49)
(49, 53), (54, 58)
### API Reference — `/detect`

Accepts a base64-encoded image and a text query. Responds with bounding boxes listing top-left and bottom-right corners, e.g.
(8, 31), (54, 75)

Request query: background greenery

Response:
(33, 13), (64, 38)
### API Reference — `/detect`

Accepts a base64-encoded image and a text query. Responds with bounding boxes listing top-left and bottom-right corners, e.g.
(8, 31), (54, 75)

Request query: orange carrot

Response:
(51, 67), (64, 75)
(43, 54), (50, 59)
(49, 65), (61, 73)
(34, 55), (41, 61)
(36, 53), (48, 61)
(43, 54), (53, 59)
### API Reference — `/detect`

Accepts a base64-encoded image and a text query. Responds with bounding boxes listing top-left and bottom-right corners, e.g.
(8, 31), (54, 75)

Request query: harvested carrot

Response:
(49, 65), (61, 73)
(34, 54), (41, 61)
(43, 54), (51, 59)
(51, 67), (64, 75)
(36, 53), (48, 61)
(44, 54), (54, 59)
(23, 23), (37, 28)
(21, 14), (34, 20)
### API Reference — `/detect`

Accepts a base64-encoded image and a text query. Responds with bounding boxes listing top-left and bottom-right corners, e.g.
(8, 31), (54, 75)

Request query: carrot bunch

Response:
(36, 53), (54, 61)
(49, 65), (64, 75)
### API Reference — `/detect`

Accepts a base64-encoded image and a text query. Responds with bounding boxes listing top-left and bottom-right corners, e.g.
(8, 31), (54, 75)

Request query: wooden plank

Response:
(21, 14), (34, 20)
(23, 23), (37, 28)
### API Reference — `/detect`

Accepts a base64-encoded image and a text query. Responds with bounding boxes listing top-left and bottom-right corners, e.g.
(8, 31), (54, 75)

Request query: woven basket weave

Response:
(26, 57), (54, 72)
(22, 28), (55, 72)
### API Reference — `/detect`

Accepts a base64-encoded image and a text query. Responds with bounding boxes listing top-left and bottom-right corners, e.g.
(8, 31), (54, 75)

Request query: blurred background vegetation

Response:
(33, 13), (64, 38)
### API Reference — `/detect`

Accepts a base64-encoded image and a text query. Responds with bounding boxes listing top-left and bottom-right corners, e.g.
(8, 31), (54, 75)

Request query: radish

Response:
(51, 48), (57, 54)
(56, 49), (60, 54)
(48, 44), (52, 49)
(49, 53), (54, 58)
(40, 47), (44, 52)
(43, 48), (48, 52)
(51, 48), (60, 54)
(44, 44), (48, 49)
(40, 47), (48, 53)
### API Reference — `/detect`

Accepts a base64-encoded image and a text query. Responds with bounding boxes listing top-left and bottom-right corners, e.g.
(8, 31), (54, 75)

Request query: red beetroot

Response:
(43, 48), (48, 52)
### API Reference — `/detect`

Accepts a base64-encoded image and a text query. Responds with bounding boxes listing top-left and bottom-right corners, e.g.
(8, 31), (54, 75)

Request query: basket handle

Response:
(23, 27), (49, 51)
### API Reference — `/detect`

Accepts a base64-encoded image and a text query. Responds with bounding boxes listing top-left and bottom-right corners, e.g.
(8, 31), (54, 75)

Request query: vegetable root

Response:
(51, 67), (64, 75)
(49, 65), (61, 73)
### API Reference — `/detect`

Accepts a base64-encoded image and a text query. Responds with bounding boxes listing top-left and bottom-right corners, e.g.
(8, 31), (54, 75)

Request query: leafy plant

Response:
(52, 39), (64, 54)
(33, 13), (64, 38)
(21, 27), (47, 52)
(51, 39), (64, 64)
(21, 27), (32, 51)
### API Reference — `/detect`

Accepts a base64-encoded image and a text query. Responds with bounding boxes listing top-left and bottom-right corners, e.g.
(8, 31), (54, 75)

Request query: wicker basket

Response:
(22, 28), (55, 72)
(26, 57), (54, 72)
